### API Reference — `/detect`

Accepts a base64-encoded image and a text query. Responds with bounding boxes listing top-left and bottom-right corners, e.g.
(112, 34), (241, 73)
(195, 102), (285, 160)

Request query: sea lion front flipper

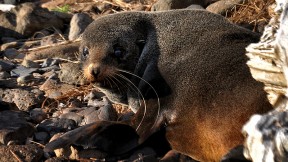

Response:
(44, 121), (139, 155)
(221, 145), (251, 162)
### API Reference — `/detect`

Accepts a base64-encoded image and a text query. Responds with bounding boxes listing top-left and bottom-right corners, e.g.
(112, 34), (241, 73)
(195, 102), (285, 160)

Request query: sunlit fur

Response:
(72, 9), (273, 161)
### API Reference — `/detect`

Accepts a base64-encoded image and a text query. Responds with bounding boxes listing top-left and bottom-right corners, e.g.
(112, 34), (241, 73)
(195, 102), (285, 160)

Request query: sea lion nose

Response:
(92, 68), (100, 78)
(88, 64), (101, 79)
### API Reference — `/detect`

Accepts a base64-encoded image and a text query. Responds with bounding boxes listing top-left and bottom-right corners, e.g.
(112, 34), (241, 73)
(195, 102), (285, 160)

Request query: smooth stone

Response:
(0, 71), (10, 79)
(0, 60), (15, 72)
(10, 65), (38, 77)
(37, 118), (77, 135)
(0, 110), (35, 145)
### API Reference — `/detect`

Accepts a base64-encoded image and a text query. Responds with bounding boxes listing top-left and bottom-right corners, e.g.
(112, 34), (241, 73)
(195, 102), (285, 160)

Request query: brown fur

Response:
(46, 9), (273, 161)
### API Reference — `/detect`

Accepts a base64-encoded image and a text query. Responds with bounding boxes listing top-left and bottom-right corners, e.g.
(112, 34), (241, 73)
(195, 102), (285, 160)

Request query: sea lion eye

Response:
(82, 46), (89, 58)
(114, 47), (125, 58)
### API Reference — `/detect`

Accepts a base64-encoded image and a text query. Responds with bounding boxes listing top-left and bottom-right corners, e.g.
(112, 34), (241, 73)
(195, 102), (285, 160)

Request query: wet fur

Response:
(47, 9), (273, 161)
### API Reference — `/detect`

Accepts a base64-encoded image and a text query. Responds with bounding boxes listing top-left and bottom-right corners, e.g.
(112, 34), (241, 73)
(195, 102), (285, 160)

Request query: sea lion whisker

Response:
(116, 69), (161, 131)
(110, 75), (135, 96)
(112, 74), (143, 107)
(106, 75), (120, 92)
(107, 75), (126, 95)
(75, 71), (86, 85)
(116, 73), (147, 131)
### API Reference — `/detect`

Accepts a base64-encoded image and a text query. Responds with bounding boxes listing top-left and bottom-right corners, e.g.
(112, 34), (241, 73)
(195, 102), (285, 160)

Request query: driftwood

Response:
(243, 0), (288, 161)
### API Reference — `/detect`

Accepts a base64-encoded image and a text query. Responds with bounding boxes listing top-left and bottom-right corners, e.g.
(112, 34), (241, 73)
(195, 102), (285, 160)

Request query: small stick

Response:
(10, 150), (23, 162)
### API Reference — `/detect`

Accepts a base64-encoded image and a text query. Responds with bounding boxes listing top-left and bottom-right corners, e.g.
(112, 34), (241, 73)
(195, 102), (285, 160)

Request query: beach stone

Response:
(22, 59), (40, 68)
(59, 112), (83, 126)
(0, 78), (18, 88)
(10, 65), (38, 77)
(0, 88), (44, 111)
(0, 71), (10, 79)
(30, 108), (47, 123)
(0, 144), (43, 162)
(69, 13), (93, 41)
(59, 62), (87, 85)
(206, 0), (247, 15)
(151, 0), (210, 11)
(0, 60), (15, 71)
(3, 48), (19, 59)
(17, 74), (34, 84)
(1, 3), (64, 38)
(34, 131), (50, 143)
(37, 118), (77, 135)
(0, 110), (35, 145)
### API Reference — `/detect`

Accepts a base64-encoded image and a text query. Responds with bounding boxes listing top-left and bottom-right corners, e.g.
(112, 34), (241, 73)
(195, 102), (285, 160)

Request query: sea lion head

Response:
(80, 13), (148, 104)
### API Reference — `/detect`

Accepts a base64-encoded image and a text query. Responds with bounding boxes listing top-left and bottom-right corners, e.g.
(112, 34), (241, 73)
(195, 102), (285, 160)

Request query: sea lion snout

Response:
(84, 63), (117, 85)
(88, 63), (101, 79)
(84, 63), (105, 82)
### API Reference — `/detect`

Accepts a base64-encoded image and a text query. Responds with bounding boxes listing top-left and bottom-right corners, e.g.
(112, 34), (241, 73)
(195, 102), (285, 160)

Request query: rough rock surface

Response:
(0, 88), (44, 111)
(0, 110), (35, 145)
(0, 144), (43, 162)
(151, 0), (211, 11)
(206, 0), (247, 15)
(0, 3), (64, 38)
(69, 13), (93, 41)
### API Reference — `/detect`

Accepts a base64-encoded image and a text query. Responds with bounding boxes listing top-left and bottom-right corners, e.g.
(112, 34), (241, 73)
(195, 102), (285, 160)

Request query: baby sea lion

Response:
(45, 9), (273, 161)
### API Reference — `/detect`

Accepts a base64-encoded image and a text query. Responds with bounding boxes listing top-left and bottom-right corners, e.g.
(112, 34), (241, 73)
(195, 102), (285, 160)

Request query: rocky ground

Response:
(0, 0), (275, 161)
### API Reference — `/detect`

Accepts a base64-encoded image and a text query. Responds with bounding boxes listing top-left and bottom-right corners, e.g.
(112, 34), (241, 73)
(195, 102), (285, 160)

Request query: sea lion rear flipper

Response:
(44, 121), (139, 155)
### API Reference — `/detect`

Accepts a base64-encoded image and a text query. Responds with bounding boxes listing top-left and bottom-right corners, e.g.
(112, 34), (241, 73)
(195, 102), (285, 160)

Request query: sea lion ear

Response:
(136, 39), (146, 54)
(136, 40), (146, 44)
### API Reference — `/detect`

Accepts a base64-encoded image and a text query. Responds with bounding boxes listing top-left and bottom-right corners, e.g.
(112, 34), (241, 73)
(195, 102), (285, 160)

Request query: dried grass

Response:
(228, 0), (275, 31)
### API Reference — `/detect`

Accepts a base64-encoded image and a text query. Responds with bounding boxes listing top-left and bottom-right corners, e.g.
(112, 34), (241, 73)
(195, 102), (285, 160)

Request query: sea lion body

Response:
(46, 10), (273, 161)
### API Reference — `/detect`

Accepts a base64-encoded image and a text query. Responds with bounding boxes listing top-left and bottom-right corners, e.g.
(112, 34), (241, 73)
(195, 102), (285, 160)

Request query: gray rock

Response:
(0, 144), (43, 162)
(34, 131), (50, 143)
(3, 48), (19, 59)
(0, 71), (10, 79)
(0, 3), (64, 38)
(22, 59), (40, 68)
(151, 0), (211, 11)
(84, 90), (105, 101)
(1, 37), (17, 44)
(30, 108), (47, 123)
(10, 65), (38, 77)
(59, 62), (87, 85)
(78, 99), (118, 126)
(0, 60), (15, 72)
(0, 88), (44, 111)
(206, 0), (247, 15)
(0, 78), (18, 88)
(16, 74), (35, 84)
(37, 118), (77, 135)
(40, 76), (75, 99)
(187, 4), (205, 9)
(69, 13), (93, 41)
(0, 110), (35, 145)
(87, 97), (107, 107)
(59, 112), (83, 125)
